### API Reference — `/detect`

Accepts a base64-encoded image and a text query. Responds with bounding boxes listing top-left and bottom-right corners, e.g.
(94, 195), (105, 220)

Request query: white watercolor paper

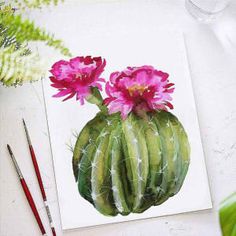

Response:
(43, 30), (212, 230)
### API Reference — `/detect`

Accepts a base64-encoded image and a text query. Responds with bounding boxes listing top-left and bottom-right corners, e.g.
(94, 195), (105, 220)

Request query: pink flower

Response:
(104, 66), (175, 119)
(49, 56), (106, 104)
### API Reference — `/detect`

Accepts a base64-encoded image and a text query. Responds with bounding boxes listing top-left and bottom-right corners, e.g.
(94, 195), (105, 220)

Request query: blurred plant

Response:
(15, 0), (63, 9)
(219, 192), (236, 236)
(0, 1), (71, 86)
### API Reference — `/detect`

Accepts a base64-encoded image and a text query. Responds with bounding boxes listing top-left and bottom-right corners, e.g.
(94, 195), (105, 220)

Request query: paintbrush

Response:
(7, 144), (47, 236)
(23, 119), (56, 236)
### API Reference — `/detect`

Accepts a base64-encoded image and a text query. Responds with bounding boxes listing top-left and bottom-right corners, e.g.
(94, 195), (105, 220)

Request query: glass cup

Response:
(185, 0), (231, 22)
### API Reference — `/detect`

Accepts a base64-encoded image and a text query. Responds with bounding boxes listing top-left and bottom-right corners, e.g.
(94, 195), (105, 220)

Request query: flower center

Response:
(127, 84), (148, 96)
(75, 73), (82, 80)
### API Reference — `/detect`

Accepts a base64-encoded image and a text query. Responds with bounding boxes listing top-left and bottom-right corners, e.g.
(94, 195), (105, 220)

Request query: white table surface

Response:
(1, 1), (236, 235)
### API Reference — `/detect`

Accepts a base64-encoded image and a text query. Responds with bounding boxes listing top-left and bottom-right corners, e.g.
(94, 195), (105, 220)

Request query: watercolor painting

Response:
(49, 55), (190, 216)
(43, 31), (211, 229)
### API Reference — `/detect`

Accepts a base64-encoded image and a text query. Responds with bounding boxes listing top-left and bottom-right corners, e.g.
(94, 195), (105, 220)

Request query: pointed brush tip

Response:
(22, 119), (32, 145)
(7, 144), (12, 154)
(22, 119), (28, 134)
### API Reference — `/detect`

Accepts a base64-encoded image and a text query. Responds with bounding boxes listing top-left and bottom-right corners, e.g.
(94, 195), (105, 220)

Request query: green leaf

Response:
(220, 192), (236, 236)
(0, 12), (71, 56)
(0, 45), (45, 86)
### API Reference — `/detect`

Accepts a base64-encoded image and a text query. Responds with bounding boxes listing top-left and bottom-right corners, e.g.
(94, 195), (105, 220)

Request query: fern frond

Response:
(14, 0), (64, 9)
(0, 25), (31, 56)
(0, 1), (72, 87)
(0, 10), (71, 56)
(0, 3), (13, 11)
(0, 45), (45, 86)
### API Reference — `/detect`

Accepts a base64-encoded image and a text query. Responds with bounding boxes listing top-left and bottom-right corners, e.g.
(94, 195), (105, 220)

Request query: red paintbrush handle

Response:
(51, 227), (56, 236)
(29, 146), (47, 201)
(29, 146), (57, 236)
(20, 178), (46, 235)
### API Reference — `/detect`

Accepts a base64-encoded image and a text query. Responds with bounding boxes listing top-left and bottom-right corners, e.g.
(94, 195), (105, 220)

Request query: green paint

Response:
(73, 111), (190, 216)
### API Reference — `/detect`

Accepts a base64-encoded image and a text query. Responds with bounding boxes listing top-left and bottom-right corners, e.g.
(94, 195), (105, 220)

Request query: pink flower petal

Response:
(49, 56), (106, 104)
(62, 92), (76, 101)
(120, 104), (133, 119)
(53, 89), (72, 98)
(104, 65), (175, 118)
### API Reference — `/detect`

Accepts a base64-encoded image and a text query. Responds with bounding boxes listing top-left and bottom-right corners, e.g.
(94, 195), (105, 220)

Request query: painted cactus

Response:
(72, 111), (190, 216)
(49, 56), (190, 216)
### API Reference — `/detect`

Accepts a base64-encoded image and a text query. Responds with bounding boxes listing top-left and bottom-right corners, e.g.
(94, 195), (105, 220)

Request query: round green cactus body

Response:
(72, 110), (190, 216)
